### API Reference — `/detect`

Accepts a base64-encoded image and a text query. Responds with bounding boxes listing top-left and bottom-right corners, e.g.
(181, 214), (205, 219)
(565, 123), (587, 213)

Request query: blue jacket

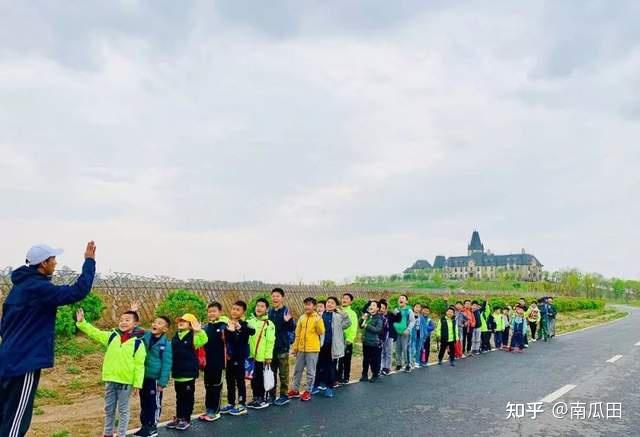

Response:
(0, 259), (95, 377)
(142, 332), (172, 387)
(411, 314), (435, 345)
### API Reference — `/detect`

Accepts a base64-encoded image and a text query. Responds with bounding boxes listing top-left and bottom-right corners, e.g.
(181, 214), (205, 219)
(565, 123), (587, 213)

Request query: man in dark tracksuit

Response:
(0, 242), (96, 437)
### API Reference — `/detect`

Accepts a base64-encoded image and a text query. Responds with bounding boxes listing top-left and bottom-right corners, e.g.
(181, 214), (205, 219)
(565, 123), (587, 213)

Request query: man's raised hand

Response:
(84, 241), (97, 260)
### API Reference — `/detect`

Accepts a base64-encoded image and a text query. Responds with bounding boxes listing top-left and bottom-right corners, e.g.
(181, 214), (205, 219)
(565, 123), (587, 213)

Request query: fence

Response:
(0, 267), (541, 325)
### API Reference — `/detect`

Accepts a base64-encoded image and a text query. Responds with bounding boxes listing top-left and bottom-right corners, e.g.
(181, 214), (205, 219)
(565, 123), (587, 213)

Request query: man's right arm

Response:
(39, 258), (96, 307)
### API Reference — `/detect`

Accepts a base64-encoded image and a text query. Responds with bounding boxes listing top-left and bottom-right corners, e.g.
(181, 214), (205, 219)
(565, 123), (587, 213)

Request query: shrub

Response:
(247, 292), (272, 318)
(350, 297), (369, 318)
(155, 289), (207, 324)
(56, 292), (105, 337)
(430, 298), (448, 316)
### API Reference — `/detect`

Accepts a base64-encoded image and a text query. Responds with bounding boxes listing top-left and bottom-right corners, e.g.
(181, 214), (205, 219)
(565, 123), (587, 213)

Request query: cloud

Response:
(0, 1), (639, 282)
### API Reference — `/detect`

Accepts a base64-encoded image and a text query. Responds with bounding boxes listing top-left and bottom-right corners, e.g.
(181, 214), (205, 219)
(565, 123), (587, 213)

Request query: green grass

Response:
(55, 336), (103, 358)
(36, 388), (59, 399)
(52, 431), (70, 437)
(65, 365), (81, 375)
(556, 308), (627, 333)
(67, 378), (84, 390)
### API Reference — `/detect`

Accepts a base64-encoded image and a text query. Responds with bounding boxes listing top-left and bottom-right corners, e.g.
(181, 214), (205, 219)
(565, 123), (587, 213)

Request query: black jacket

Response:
(225, 320), (255, 364)
(204, 320), (228, 371)
(172, 331), (199, 379)
(268, 306), (295, 355)
(439, 316), (457, 344)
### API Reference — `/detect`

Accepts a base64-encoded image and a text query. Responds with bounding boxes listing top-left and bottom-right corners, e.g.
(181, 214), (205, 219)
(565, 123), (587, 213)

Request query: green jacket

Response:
(480, 302), (492, 333)
(342, 306), (358, 344)
(492, 312), (505, 332)
(436, 317), (458, 342)
(248, 315), (276, 363)
(76, 320), (146, 389)
(142, 332), (172, 387)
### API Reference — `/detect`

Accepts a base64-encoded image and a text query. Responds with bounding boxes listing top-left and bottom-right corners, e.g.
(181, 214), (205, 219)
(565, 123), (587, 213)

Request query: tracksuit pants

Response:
(174, 379), (195, 422)
(480, 331), (492, 351)
(471, 328), (481, 353)
(337, 343), (353, 383)
(204, 367), (223, 413)
(381, 337), (394, 370)
(0, 370), (41, 437)
(292, 352), (319, 392)
(395, 334), (410, 367)
(226, 360), (246, 406)
(438, 341), (455, 363)
(362, 345), (382, 379)
(139, 378), (163, 428)
(104, 382), (132, 437)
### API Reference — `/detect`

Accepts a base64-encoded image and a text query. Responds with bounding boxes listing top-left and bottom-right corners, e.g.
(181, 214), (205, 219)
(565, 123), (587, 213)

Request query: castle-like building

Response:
(405, 231), (543, 281)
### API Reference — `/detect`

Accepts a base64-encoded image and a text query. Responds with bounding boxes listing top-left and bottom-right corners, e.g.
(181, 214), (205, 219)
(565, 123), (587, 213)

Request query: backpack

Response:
(108, 332), (144, 357)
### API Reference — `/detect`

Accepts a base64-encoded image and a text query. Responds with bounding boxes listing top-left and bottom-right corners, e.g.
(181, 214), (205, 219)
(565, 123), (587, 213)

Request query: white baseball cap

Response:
(26, 244), (64, 265)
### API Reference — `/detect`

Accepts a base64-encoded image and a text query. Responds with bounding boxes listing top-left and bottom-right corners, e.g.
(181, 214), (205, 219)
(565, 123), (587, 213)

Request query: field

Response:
(29, 307), (627, 437)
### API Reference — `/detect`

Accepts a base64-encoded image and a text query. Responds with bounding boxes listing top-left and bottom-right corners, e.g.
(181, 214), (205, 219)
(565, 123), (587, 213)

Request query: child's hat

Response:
(176, 313), (198, 324)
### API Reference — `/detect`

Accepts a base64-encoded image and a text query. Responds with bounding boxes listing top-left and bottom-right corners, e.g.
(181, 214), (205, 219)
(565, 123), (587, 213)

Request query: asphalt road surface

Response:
(161, 306), (640, 437)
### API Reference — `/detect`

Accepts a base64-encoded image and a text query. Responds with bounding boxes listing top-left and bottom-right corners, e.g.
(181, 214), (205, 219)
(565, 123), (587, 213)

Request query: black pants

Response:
(317, 344), (337, 387)
(337, 343), (353, 382)
(481, 331), (492, 351)
(0, 370), (41, 437)
(463, 327), (473, 353)
(362, 345), (381, 378)
(203, 367), (223, 413)
(250, 361), (265, 400)
(529, 322), (537, 339)
(226, 360), (246, 406)
(139, 378), (163, 427)
(438, 341), (455, 363)
(423, 336), (431, 364)
(174, 379), (195, 421)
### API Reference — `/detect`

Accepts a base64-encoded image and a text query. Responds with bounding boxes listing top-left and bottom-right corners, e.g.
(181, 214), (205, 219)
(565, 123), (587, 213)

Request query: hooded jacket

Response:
(0, 259), (95, 378)
(293, 312), (325, 353)
(204, 316), (229, 371)
(142, 331), (172, 387)
(325, 310), (352, 359)
(361, 313), (383, 347)
(76, 320), (146, 388)
(342, 305), (358, 344)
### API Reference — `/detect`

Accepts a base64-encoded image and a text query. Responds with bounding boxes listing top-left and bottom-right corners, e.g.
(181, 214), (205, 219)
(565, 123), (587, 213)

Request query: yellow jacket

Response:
(293, 312), (325, 353)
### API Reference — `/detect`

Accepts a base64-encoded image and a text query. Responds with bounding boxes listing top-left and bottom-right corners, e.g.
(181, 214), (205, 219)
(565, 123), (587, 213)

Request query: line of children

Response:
(76, 293), (556, 435)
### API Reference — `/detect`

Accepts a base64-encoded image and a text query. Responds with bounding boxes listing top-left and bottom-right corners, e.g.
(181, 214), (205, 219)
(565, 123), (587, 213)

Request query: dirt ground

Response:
(29, 309), (624, 436)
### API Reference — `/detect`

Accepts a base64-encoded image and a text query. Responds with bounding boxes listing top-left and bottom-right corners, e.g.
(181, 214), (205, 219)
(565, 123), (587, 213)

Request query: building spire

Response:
(468, 230), (484, 255)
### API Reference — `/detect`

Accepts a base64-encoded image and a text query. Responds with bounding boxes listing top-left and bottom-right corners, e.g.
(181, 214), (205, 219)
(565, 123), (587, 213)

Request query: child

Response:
(316, 300), (326, 316)
(378, 299), (395, 375)
(490, 306), (504, 350)
(393, 295), (415, 372)
(509, 306), (528, 352)
(288, 297), (325, 402)
(479, 300), (492, 353)
(526, 302), (541, 342)
(360, 300), (383, 382)
(436, 306), (458, 366)
(75, 308), (146, 437)
(471, 301), (482, 355)
(420, 306), (436, 366)
(501, 306), (511, 350)
(337, 293), (358, 385)
(199, 302), (228, 422)
(221, 300), (255, 416)
(454, 301), (467, 356)
(268, 288), (296, 406)
(168, 313), (208, 431)
(409, 303), (423, 369)
(247, 298), (276, 409)
(538, 297), (550, 342)
(547, 297), (558, 338)
(134, 316), (172, 437)
(316, 297), (351, 397)
(462, 300), (476, 356)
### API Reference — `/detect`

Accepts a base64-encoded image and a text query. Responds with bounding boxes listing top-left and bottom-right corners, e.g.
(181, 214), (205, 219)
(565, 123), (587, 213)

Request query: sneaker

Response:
(166, 418), (179, 429)
(381, 368), (390, 376)
(413, 364), (421, 369)
(300, 391), (312, 401)
(317, 384), (327, 391)
(359, 376), (369, 382)
(339, 378), (349, 384)
(311, 386), (320, 395)
(450, 361), (455, 367)
(148, 427), (158, 437)
(198, 411), (221, 422)
(133, 427), (150, 437)
(175, 420), (191, 431)
(404, 365), (411, 373)
(395, 365), (402, 371)
(524, 344), (529, 348)
(370, 376), (379, 383)
(332, 381), (341, 388)
(220, 404), (234, 415)
(324, 388), (334, 398)
(531, 338), (537, 342)
(229, 405), (248, 416)
(247, 400), (262, 409)
(438, 360), (442, 365)
(287, 389), (301, 398)
(274, 395), (290, 406)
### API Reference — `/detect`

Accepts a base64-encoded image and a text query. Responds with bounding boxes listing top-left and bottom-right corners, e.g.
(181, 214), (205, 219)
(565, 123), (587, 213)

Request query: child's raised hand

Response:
(130, 300), (140, 312)
(284, 308), (293, 322)
(76, 308), (85, 322)
(191, 319), (202, 332)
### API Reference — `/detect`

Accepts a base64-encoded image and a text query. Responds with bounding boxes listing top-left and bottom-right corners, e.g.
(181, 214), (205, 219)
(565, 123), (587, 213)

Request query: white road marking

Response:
(634, 341), (640, 346)
(606, 354), (623, 363)
(540, 384), (577, 403)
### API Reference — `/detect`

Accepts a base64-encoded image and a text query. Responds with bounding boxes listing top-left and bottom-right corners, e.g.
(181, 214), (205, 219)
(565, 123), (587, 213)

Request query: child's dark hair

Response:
(303, 297), (317, 305)
(471, 300), (479, 305)
(464, 299), (471, 304)
(399, 294), (408, 300)
(379, 298), (388, 306)
(342, 293), (354, 302)
(208, 301), (223, 311)
(158, 316), (171, 327)
(255, 297), (270, 309)
(271, 287), (285, 297)
(423, 305), (431, 311)
(447, 305), (456, 312)
(327, 296), (339, 306)
(123, 310), (139, 322)
(456, 301), (463, 305)
(368, 300), (379, 309)
(317, 299), (326, 306)
(233, 300), (247, 311)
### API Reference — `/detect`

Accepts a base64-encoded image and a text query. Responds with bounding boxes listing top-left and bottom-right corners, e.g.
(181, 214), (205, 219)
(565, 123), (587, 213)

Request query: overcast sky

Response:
(1, 1), (639, 283)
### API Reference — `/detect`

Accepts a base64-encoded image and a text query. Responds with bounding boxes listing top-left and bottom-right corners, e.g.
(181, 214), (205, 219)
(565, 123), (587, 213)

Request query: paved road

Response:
(162, 306), (640, 437)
